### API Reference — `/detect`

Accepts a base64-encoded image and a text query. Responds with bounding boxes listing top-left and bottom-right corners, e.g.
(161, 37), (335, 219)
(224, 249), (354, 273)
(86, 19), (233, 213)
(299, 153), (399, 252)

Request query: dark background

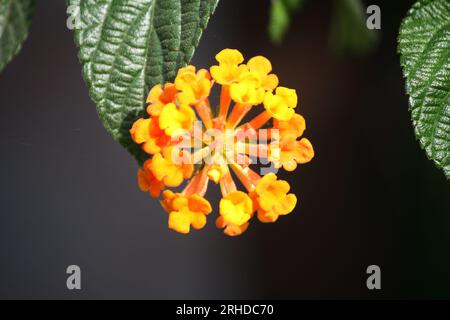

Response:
(0, 0), (449, 299)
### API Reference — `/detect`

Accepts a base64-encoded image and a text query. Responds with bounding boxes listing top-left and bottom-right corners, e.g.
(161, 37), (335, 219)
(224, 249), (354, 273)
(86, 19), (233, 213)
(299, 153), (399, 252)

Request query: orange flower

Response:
(137, 159), (165, 198)
(146, 83), (178, 116)
(250, 173), (297, 223)
(161, 190), (212, 234)
(274, 113), (306, 138)
(129, 117), (171, 155)
(149, 147), (193, 187)
(271, 134), (314, 171)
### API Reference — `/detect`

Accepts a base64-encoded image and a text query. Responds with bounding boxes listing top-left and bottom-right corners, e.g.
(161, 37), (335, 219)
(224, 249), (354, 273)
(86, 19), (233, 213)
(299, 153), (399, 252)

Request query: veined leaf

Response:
(0, 0), (34, 72)
(399, 0), (450, 178)
(70, 0), (219, 163)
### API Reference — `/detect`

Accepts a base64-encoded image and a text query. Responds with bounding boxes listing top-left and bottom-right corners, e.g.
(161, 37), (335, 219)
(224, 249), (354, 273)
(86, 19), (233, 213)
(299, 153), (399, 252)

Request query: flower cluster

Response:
(130, 49), (314, 236)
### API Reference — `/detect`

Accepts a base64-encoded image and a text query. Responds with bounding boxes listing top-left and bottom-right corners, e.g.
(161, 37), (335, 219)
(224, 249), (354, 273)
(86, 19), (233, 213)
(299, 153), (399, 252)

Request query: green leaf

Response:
(283, 0), (303, 11)
(70, 0), (219, 163)
(329, 0), (377, 55)
(399, 0), (450, 178)
(268, 0), (305, 45)
(0, 0), (34, 72)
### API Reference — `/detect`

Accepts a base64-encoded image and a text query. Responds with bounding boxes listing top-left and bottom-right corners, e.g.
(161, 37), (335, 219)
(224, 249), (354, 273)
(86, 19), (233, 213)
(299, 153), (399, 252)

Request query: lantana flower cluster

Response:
(130, 49), (314, 236)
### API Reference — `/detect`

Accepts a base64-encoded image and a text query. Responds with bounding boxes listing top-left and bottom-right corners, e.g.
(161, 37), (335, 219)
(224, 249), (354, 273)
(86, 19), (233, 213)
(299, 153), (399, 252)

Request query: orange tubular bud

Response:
(226, 103), (253, 129)
(248, 110), (272, 130)
(229, 162), (261, 192)
(219, 166), (237, 197)
(182, 165), (211, 197)
(219, 85), (232, 119)
(194, 100), (213, 129)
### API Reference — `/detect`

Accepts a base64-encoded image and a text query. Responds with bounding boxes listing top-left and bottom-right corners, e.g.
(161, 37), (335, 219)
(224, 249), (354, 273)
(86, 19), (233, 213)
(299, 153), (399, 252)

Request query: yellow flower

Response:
(129, 117), (171, 154)
(146, 83), (178, 116)
(250, 173), (297, 223)
(271, 134), (314, 171)
(230, 72), (265, 106)
(149, 147), (193, 187)
(175, 66), (212, 105)
(137, 159), (165, 198)
(210, 49), (247, 85)
(247, 56), (279, 91)
(219, 191), (253, 227)
(161, 190), (212, 234)
(263, 86), (298, 121)
(207, 165), (226, 184)
(273, 113), (306, 138)
(158, 102), (196, 136)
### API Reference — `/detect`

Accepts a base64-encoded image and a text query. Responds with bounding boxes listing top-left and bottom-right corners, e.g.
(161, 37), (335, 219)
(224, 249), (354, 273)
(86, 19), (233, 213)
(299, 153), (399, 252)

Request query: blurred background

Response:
(0, 0), (449, 299)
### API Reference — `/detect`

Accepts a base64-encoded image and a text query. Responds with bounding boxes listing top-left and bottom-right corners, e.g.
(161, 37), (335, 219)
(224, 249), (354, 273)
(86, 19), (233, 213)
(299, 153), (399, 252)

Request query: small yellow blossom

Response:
(251, 173), (297, 223)
(247, 56), (279, 91)
(219, 191), (253, 227)
(210, 49), (247, 85)
(149, 147), (193, 187)
(158, 102), (196, 136)
(146, 83), (178, 116)
(230, 72), (265, 106)
(263, 87), (298, 121)
(175, 66), (212, 105)
(161, 190), (212, 234)
(137, 160), (165, 198)
(207, 164), (226, 184)
(129, 117), (170, 154)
